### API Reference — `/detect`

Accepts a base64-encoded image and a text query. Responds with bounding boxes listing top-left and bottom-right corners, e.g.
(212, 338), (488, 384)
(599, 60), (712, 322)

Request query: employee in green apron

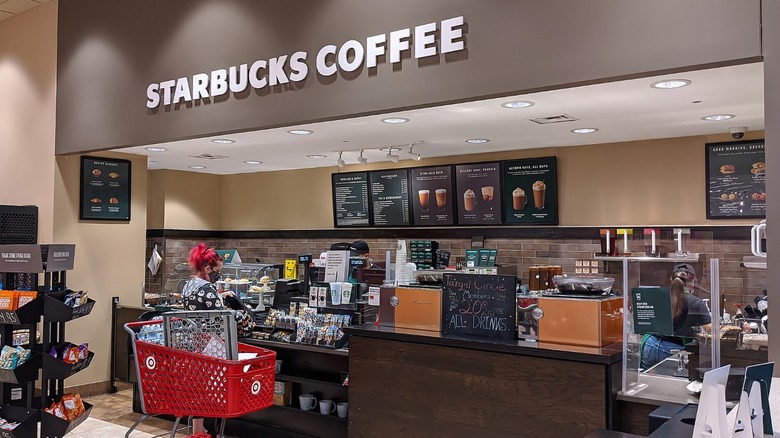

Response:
(640, 263), (712, 369)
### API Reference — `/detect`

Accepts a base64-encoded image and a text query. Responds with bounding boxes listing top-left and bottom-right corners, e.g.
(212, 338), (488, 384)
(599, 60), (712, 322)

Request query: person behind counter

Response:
(182, 243), (256, 435)
(640, 263), (712, 369)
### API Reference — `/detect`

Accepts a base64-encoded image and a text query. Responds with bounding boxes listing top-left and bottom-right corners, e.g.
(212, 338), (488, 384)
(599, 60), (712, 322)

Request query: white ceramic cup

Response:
(319, 399), (336, 415)
(299, 394), (318, 411)
(337, 402), (348, 418)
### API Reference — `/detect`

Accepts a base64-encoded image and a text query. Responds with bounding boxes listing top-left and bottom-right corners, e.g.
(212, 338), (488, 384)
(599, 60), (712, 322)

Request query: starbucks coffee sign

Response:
(146, 16), (466, 109)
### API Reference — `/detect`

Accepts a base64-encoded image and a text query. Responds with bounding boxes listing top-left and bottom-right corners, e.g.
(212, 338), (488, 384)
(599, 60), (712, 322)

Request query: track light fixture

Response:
(358, 150), (368, 165)
(337, 151), (345, 168)
(380, 147), (401, 164)
(409, 144), (422, 161)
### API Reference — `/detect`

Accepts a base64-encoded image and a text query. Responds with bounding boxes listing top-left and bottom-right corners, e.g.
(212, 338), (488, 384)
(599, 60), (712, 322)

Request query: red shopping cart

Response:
(124, 311), (276, 438)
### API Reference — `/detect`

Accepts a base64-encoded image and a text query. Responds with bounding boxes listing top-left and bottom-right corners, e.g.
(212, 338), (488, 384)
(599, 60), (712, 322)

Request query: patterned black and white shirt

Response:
(181, 277), (256, 337)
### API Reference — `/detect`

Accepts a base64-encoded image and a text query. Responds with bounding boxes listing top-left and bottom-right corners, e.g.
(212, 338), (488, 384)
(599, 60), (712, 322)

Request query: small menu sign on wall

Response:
(410, 166), (454, 226)
(369, 169), (410, 226)
(502, 157), (558, 224)
(631, 287), (673, 335)
(706, 140), (765, 219)
(80, 156), (132, 221)
(332, 172), (371, 227)
(442, 273), (517, 339)
(454, 162), (502, 225)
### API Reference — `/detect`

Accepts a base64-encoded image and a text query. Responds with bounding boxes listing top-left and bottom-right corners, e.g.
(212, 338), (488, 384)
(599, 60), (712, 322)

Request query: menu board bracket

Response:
(79, 156), (132, 221)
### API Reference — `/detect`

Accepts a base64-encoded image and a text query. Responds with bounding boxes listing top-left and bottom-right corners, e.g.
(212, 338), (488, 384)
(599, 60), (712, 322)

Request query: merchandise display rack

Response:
(0, 244), (95, 437)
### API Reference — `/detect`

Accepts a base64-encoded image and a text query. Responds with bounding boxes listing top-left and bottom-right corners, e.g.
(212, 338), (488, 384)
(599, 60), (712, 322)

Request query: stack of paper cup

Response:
(394, 240), (407, 285)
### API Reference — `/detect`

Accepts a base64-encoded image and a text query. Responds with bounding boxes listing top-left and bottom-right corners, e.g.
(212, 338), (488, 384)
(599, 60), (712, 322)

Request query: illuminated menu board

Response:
(332, 172), (371, 227)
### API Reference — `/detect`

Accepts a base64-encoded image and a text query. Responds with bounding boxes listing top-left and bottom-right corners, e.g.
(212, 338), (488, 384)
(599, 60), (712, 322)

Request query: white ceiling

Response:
(0, 0), (50, 21)
(119, 62), (765, 175)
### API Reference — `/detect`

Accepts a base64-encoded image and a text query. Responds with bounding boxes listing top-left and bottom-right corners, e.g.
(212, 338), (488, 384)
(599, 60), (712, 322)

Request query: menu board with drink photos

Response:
(502, 157), (558, 224)
(706, 140), (765, 219)
(79, 156), (132, 221)
(332, 172), (371, 227)
(369, 169), (411, 226)
(409, 166), (455, 226)
(331, 156), (561, 228)
(454, 162), (502, 225)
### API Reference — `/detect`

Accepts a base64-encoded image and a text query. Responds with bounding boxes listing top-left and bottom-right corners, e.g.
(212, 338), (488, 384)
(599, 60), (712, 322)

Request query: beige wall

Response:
(175, 131), (761, 230)
(0, 2), (57, 241)
(0, 2), (148, 390)
(53, 152), (148, 388)
(146, 170), (165, 229)
(153, 170), (222, 230)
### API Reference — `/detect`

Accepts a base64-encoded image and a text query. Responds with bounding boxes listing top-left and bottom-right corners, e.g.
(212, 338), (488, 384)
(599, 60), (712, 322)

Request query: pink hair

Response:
(188, 243), (222, 272)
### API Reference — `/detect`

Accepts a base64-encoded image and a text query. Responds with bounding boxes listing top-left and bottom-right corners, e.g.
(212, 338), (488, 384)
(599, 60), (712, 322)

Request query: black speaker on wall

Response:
(0, 205), (38, 290)
(0, 205), (38, 244)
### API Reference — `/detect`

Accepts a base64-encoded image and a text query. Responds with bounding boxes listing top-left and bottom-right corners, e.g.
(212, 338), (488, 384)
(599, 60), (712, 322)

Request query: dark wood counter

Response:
(345, 325), (623, 438)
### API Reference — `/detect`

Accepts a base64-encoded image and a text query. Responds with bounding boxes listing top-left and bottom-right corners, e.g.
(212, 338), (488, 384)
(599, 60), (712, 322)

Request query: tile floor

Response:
(73, 389), (193, 438)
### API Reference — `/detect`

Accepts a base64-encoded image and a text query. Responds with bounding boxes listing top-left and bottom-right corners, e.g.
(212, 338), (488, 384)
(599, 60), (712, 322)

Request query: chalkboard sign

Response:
(442, 273), (517, 339)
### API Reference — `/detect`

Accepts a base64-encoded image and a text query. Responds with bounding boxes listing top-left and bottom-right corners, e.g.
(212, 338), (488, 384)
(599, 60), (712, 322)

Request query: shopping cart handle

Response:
(124, 320), (164, 335)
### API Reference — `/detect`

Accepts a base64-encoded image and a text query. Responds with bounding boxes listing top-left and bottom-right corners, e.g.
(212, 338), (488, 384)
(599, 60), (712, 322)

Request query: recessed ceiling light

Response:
(381, 117), (410, 124)
(501, 101), (535, 109)
(571, 128), (599, 134)
(211, 138), (235, 144)
(188, 165), (206, 169)
(702, 114), (735, 121)
(465, 139), (490, 144)
(287, 129), (313, 135)
(145, 147), (167, 152)
(307, 154), (327, 159)
(650, 79), (691, 89)
(244, 160), (263, 165)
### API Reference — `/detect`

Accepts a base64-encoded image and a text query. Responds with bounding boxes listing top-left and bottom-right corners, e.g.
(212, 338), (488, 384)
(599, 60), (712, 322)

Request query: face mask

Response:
(208, 268), (221, 283)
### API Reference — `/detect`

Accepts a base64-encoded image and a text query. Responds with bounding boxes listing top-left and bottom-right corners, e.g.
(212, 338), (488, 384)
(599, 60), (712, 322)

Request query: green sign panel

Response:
(631, 287), (673, 335)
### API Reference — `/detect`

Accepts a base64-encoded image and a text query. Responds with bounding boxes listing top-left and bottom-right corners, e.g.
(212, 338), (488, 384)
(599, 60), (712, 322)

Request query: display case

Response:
(615, 228), (769, 405)
(148, 262), (282, 308)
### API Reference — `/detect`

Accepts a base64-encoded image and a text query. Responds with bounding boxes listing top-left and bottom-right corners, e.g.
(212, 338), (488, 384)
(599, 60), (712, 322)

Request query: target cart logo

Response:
(145, 356), (157, 370)
(251, 380), (262, 395)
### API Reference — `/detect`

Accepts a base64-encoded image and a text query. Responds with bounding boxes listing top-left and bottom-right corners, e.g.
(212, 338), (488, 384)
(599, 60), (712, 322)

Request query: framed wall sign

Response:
(369, 169), (411, 227)
(332, 172), (371, 227)
(454, 162), (502, 225)
(705, 140), (765, 219)
(502, 156), (558, 225)
(409, 166), (455, 226)
(79, 156), (132, 221)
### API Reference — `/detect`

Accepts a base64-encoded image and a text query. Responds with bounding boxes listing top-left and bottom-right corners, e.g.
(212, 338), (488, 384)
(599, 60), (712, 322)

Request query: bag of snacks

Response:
(60, 393), (85, 421)
(0, 346), (18, 370)
(43, 401), (66, 419)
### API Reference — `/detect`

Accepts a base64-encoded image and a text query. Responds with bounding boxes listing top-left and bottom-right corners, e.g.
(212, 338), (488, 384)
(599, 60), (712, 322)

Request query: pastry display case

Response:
(148, 262), (283, 309)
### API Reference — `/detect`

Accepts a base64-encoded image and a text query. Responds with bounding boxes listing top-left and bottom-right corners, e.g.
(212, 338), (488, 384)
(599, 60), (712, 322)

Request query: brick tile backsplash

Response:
(145, 234), (766, 311)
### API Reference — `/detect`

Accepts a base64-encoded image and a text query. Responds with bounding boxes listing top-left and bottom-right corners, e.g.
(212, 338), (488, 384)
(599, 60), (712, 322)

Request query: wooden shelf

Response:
(269, 405), (347, 421)
(245, 338), (349, 356)
(593, 255), (700, 262)
(276, 373), (345, 388)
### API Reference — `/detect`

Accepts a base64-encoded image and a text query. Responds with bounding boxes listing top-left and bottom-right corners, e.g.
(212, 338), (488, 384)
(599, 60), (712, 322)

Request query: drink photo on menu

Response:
(455, 162), (502, 225)
(410, 166), (455, 226)
(502, 157), (558, 225)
